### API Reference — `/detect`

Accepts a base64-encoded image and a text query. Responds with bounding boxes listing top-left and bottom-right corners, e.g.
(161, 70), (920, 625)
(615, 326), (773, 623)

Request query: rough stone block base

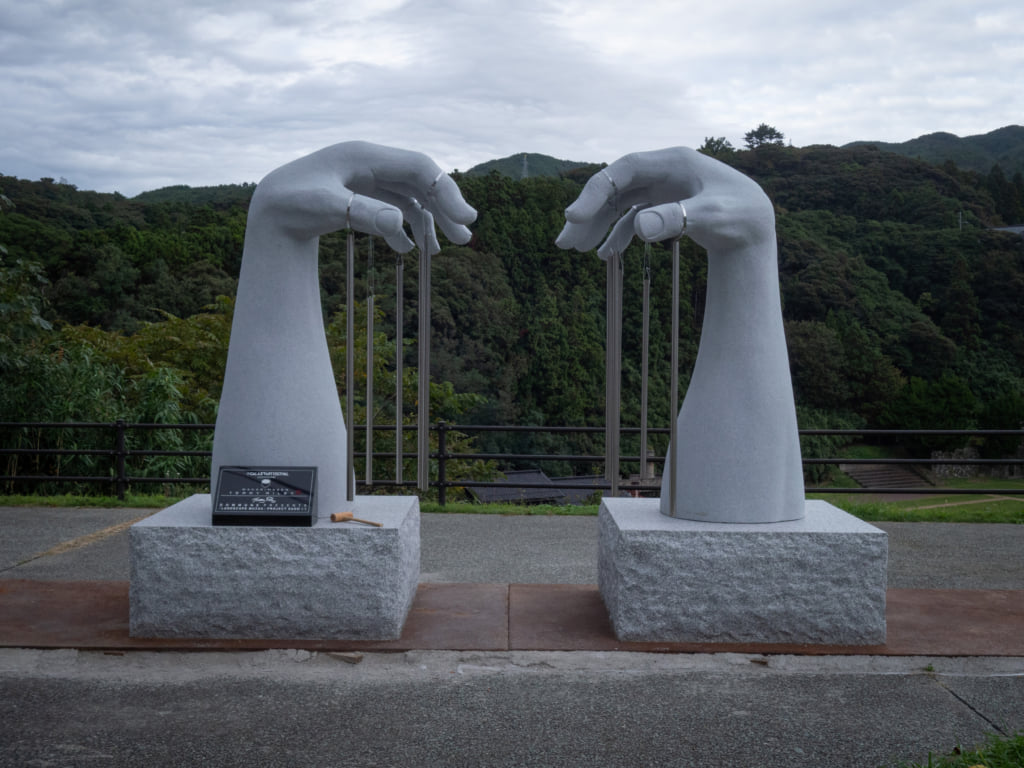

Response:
(130, 494), (419, 640)
(599, 498), (887, 644)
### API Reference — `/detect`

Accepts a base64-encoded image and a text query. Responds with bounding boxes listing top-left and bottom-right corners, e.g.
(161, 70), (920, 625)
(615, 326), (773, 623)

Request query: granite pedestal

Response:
(130, 494), (419, 640)
(599, 498), (887, 644)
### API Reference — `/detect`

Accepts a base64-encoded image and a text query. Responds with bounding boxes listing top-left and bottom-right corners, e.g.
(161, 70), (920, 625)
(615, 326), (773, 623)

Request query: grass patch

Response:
(0, 494), (602, 516)
(886, 731), (1024, 767)
(942, 476), (1024, 491)
(814, 493), (1024, 523)
(3, 485), (1023, 522)
(845, 500), (1022, 523)
(420, 502), (598, 516)
(812, 475), (1024, 523)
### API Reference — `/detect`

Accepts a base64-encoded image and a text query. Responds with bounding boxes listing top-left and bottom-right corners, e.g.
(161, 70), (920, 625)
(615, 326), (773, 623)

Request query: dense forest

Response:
(2, 128), (1024, 492)
(847, 124), (1024, 180)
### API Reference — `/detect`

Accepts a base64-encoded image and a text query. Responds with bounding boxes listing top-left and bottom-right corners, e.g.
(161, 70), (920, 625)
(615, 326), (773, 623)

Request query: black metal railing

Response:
(0, 420), (213, 499)
(1, 421), (1022, 503)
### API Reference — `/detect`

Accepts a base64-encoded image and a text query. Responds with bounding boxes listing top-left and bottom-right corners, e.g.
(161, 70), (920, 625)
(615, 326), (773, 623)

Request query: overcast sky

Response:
(2, 0), (1021, 197)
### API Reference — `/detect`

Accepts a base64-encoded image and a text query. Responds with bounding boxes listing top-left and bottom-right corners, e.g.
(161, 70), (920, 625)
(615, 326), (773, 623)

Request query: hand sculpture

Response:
(558, 148), (804, 523)
(212, 142), (476, 518)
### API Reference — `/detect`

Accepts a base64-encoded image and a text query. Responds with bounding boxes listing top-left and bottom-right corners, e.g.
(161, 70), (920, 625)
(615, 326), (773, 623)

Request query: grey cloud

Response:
(1, 0), (1020, 196)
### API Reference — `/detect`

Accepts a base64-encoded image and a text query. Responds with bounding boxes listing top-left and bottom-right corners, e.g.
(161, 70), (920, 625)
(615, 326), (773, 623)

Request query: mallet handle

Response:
(330, 511), (383, 527)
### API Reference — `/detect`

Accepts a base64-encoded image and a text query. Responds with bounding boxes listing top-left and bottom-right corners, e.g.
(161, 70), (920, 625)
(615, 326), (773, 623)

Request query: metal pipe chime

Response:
(639, 243), (651, 482)
(416, 220), (431, 492)
(365, 237), (375, 485)
(669, 238), (681, 512)
(605, 250), (623, 497)
(395, 251), (404, 484)
(345, 231), (356, 501)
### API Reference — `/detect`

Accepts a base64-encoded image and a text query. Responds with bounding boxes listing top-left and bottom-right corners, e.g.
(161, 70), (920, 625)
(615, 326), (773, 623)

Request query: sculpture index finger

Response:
(347, 193), (415, 253)
(358, 145), (476, 246)
(556, 169), (624, 251)
(563, 167), (620, 224)
(424, 173), (476, 245)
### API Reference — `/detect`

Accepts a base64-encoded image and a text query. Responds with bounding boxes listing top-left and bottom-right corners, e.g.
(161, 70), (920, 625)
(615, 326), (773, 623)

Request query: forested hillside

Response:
(3, 138), (1024, 488)
(847, 125), (1024, 225)
(464, 152), (590, 180)
(847, 125), (1024, 180)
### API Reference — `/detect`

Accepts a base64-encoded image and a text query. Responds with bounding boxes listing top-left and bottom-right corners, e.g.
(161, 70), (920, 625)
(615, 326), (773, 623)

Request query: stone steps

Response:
(839, 463), (933, 489)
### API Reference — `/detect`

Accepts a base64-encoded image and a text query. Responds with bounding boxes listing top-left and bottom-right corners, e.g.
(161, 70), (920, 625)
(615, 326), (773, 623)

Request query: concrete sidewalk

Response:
(1, 506), (1023, 768)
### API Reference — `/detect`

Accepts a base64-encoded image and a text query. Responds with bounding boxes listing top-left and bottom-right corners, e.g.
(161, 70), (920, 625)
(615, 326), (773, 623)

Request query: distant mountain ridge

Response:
(846, 125), (1024, 178)
(463, 152), (592, 180)
(128, 126), (1024, 201)
(133, 182), (256, 205)
(467, 127), (1024, 182)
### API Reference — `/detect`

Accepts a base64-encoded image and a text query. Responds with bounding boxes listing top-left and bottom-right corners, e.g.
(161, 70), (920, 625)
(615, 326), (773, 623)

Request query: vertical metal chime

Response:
(365, 237), (375, 486)
(605, 249), (623, 497)
(395, 250), (404, 485)
(669, 238), (681, 512)
(416, 220), (431, 492)
(345, 231), (356, 502)
(639, 243), (652, 482)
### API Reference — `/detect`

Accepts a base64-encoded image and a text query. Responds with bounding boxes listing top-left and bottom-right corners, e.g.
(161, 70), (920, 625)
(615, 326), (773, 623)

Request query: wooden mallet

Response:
(330, 511), (383, 527)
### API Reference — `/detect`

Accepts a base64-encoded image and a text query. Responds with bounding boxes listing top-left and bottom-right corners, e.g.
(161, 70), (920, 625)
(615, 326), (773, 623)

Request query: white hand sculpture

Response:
(558, 147), (804, 523)
(212, 142), (476, 518)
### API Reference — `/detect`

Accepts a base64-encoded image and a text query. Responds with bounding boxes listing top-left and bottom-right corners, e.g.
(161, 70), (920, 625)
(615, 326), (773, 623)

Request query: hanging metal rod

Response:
(346, 231), (356, 502)
(416, 220), (431, 492)
(605, 249), (623, 497)
(365, 237), (375, 486)
(395, 250), (404, 485)
(639, 243), (651, 482)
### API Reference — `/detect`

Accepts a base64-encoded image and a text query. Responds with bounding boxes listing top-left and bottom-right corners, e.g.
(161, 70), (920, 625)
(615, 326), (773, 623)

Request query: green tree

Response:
(879, 374), (978, 453)
(976, 388), (1024, 458)
(936, 255), (981, 344)
(743, 123), (786, 149)
(796, 406), (866, 484)
(325, 301), (496, 497)
(0, 255), (52, 371)
(987, 164), (1024, 224)
(698, 136), (735, 157)
(0, 194), (55, 369)
(785, 320), (851, 408)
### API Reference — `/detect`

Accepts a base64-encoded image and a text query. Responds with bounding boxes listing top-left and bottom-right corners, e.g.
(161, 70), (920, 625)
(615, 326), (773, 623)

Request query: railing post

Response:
(437, 420), (447, 507)
(114, 419), (127, 501)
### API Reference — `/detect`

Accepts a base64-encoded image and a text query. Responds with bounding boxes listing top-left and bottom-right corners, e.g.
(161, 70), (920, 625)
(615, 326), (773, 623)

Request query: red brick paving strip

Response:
(1, 580), (1022, 655)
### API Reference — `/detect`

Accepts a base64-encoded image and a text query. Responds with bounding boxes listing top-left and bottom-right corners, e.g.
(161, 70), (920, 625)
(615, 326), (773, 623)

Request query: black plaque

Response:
(212, 466), (317, 526)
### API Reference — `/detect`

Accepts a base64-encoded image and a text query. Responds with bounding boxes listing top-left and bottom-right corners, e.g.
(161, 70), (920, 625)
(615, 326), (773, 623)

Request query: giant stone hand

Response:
(558, 148), (804, 523)
(212, 142), (476, 519)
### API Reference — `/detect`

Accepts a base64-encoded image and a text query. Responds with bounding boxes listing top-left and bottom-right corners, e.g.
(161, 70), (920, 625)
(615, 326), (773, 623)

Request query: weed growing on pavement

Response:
(885, 731), (1024, 767)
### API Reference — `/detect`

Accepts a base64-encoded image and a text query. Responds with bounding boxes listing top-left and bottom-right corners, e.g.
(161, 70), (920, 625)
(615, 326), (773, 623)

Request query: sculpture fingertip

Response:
(563, 203), (585, 224)
(554, 228), (575, 250)
(457, 202), (478, 226)
(373, 208), (404, 235)
(385, 234), (415, 254)
(635, 210), (666, 242)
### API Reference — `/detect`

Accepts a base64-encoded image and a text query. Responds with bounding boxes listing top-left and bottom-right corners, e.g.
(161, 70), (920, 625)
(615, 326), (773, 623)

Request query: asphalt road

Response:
(2, 648), (1022, 768)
